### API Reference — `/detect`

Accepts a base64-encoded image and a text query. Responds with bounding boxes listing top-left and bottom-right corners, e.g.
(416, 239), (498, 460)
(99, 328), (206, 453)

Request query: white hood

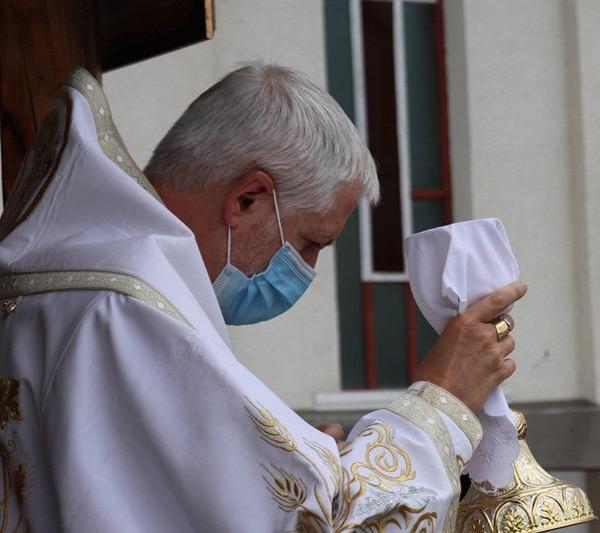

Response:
(0, 68), (229, 345)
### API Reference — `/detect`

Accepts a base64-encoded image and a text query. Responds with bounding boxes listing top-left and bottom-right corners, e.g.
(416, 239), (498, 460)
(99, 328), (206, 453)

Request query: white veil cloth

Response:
(406, 218), (520, 488)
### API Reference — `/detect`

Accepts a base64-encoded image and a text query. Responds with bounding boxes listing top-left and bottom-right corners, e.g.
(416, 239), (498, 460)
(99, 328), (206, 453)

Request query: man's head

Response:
(145, 62), (379, 283)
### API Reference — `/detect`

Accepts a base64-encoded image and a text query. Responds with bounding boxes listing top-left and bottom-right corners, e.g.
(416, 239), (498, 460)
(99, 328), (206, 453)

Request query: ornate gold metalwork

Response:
(0, 299), (19, 317)
(457, 411), (597, 532)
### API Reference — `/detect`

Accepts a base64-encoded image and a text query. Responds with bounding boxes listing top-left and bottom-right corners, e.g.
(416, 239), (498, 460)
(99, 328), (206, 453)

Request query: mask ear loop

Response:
(272, 190), (285, 245)
(227, 226), (232, 265)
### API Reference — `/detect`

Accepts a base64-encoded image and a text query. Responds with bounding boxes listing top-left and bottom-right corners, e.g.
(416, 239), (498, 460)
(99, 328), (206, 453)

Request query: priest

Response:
(0, 63), (526, 532)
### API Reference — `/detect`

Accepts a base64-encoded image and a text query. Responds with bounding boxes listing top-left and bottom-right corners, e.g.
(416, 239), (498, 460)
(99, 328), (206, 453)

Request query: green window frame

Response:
(324, 0), (452, 389)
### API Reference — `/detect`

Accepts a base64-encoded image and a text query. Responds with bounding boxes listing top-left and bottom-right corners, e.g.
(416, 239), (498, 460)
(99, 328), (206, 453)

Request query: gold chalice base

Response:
(457, 411), (597, 532)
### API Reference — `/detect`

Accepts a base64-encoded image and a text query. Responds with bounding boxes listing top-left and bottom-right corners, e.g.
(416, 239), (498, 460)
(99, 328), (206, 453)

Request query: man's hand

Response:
(414, 281), (528, 413)
(316, 423), (346, 450)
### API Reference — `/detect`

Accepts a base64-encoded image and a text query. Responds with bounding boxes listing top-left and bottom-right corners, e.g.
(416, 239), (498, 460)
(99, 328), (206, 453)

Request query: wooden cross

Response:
(0, 0), (214, 201)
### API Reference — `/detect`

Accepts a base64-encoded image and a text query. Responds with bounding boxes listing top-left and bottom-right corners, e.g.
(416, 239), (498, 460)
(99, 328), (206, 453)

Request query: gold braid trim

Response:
(0, 270), (192, 328)
(410, 382), (482, 452)
(66, 68), (163, 203)
(387, 393), (460, 533)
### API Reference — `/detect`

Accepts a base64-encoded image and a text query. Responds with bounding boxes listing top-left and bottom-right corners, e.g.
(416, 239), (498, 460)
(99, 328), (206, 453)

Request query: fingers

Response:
(490, 336), (517, 383)
(316, 423), (345, 442)
(481, 332), (515, 364)
(500, 357), (517, 380)
(464, 281), (527, 323)
(498, 333), (516, 357)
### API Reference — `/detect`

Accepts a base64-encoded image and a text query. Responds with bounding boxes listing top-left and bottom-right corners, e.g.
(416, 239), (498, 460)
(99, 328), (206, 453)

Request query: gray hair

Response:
(144, 62), (379, 213)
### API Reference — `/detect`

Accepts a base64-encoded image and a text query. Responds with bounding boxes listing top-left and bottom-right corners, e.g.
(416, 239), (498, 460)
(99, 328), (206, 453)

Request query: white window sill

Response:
(313, 389), (406, 411)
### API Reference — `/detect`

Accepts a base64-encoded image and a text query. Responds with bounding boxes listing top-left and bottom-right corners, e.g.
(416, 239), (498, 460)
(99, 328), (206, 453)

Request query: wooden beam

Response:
(1, 0), (215, 201)
(1, 0), (101, 200)
(98, 0), (215, 71)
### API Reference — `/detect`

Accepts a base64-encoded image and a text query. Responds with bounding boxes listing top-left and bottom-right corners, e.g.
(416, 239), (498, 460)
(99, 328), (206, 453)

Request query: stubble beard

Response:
(231, 217), (281, 276)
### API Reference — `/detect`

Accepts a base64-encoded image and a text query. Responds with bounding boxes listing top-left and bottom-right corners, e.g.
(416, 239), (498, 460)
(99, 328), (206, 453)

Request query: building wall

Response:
(103, 0), (340, 409)
(445, 0), (600, 403)
(570, 0), (600, 405)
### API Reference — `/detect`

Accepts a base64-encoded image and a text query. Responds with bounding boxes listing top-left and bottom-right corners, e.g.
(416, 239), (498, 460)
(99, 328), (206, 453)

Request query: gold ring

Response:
(500, 314), (514, 333)
(492, 317), (511, 341)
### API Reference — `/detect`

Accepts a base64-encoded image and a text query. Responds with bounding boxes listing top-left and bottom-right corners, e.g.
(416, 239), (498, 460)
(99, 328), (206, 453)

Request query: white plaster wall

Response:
(569, 0), (600, 404)
(445, 0), (600, 402)
(103, 0), (341, 409)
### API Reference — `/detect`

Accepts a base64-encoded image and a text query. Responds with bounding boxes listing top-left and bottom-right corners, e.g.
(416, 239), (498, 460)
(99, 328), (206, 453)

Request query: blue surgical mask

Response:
(212, 191), (316, 325)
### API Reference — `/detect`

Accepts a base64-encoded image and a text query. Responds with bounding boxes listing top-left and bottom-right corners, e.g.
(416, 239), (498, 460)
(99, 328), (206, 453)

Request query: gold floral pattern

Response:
(568, 493), (587, 519)
(0, 380), (22, 431)
(457, 412), (597, 532)
(263, 464), (308, 512)
(246, 398), (439, 532)
(467, 517), (487, 533)
(538, 500), (561, 526)
(0, 378), (29, 532)
(246, 400), (297, 453)
(501, 508), (528, 533)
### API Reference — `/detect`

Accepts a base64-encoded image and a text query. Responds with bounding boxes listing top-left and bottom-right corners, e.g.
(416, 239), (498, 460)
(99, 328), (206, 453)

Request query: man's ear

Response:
(224, 170), (275, 228)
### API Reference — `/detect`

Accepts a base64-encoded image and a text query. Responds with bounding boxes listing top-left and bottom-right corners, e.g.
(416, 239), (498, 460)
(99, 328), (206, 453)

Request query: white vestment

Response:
(0, 69), (482, 532)
(405, 220), (521, 489)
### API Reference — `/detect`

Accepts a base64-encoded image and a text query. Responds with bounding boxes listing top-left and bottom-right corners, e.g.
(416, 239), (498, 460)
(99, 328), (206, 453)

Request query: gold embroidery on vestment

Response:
(246, 398), (438, 532)
(387, 393), (460, 533)
(0, 298), (21, 317)
(0, 379), (29, 532)
(0, 380), (21, 431)
(245, 398), (298, 452)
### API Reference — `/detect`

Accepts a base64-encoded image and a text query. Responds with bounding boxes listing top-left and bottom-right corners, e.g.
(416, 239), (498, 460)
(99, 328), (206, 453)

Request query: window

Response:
(324, 0), (452, 389)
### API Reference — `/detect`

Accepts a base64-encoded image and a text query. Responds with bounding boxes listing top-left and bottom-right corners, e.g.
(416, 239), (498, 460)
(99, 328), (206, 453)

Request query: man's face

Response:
(231, 181), (363, 276)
